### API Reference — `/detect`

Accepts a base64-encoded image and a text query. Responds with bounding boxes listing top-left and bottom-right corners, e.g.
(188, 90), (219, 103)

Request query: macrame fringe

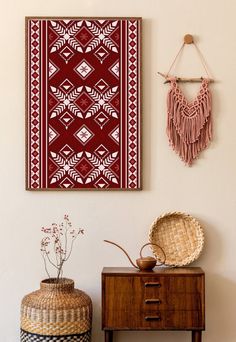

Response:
(167, 78), (212, 165)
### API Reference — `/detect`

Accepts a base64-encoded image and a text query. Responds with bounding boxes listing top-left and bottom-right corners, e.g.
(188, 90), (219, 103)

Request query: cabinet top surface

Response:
(102, 267), (204, 276)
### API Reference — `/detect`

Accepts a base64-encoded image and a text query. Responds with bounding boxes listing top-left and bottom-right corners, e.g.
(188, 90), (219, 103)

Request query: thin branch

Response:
(54, 239), (59, 267)
(65, 236), (77, 261)
(41, 252), (51, 279)
(45, 248), (59, 269)
(41, 215), (83, 281)
(158, 71), (214, 83)
(64, 220), (69, 259)
(56, 227), (63, 267)
(57, 259), (65, 280)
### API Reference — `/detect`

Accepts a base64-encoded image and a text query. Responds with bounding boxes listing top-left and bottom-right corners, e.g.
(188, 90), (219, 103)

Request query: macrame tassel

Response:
(167, 78), (212, 165)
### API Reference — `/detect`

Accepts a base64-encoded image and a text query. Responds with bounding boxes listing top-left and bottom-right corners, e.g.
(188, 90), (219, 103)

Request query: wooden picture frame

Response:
(26, 17), (142, 190)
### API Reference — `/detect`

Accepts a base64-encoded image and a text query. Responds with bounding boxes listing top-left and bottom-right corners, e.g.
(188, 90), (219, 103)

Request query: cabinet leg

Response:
(105, 330), (113, 342)
(192, 330), (202, 342)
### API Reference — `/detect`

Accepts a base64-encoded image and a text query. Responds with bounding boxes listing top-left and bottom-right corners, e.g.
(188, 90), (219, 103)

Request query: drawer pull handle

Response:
(145, 299), (161, 304)
(145, 282), (161, 288)
(145, 316), (161, 321)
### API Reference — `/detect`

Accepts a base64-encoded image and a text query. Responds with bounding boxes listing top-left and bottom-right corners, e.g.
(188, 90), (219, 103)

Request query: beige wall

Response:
(1, 0), (236, 341)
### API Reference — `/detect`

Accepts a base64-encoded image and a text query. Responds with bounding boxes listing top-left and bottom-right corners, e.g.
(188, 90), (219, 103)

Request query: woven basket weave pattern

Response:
(20, 279), (92, 341)
(149, 212), (204, 267)
(20, 330), (91, 342)
(21, 317), (91, 335)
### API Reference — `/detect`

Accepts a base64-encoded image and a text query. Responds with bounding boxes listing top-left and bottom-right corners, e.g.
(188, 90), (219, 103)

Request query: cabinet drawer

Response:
(104, 308), (204, 330)
(102, 267), (205, 333)
(144, 293), (202, 310)
(103, 275), (204, 329)
(143, 276), (202, 293)
(140, 310), (204, 330)
(103, 275), (203, 307)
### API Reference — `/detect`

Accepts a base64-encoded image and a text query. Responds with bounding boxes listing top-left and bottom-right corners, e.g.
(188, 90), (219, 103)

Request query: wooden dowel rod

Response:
(164, 78), (207, 84)
(158, 72), (214, 83)
(158, 72), (167, 78)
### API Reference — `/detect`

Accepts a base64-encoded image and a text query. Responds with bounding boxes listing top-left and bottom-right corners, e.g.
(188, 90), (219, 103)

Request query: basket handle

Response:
(139, 243), (166, 266)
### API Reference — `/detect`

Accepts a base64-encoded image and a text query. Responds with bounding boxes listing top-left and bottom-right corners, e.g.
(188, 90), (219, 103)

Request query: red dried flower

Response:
(40, 215), (85, 281)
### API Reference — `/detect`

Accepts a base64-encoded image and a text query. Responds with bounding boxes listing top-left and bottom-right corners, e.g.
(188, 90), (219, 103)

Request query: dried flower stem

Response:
(40, 215), (84, 282)
(41, 251), (51, 279)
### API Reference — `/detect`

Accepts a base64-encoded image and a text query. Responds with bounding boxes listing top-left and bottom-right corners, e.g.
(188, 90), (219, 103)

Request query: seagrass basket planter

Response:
(20, 278), (92, 342)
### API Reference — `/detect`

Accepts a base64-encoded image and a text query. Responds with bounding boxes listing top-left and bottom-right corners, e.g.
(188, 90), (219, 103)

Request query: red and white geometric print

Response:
(26, 17), (141, 190)
(28, 20), (40, 188)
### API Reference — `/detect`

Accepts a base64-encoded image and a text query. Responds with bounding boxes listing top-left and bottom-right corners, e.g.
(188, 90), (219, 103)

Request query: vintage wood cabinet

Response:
(102, 267), (205, 342)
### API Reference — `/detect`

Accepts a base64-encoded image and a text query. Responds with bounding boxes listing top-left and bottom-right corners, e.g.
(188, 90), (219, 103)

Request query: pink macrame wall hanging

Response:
(159, 34), (213, 166)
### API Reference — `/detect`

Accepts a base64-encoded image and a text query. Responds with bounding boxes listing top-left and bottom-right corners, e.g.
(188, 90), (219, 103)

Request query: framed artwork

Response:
(26, 17), (142, 190)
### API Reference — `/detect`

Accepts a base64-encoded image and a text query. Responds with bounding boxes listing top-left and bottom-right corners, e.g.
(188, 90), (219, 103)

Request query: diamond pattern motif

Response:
(94, 46), (109, 63)
(74, 60), (94, 79)
(60, 177), (75, 188)
(59, 46), (75, 63)
(74, 125), (94, 145)
(94, 79), (109, 93)
(60, 79), (74, 93)
(60, 144), (74, 159)
(75, 92), (94, 113)
(49, 60), (59, 78)
(59, 111), (75, 129)
(27, 18), (141, 189)
(20, 329), (91, 342)
(127, 21), (139, 188)
(75, 157), (94, 178)
(29, 20), (40, 189)
(75, 26), (94, 47)
(109, 60), (119, 79)
(109, 126), (119, 144)
(94, 111), (109, 129)
(49, 126), (59, 144)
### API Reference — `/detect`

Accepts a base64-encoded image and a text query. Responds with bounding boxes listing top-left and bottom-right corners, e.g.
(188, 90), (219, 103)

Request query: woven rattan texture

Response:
(149, 212), (204, 266)
(21, 288), (90, 310)
(20, 329), (91, 342)
(21, 317), (90, 336)
(20, 279), (92, 339)
(21, 304), (91, 322)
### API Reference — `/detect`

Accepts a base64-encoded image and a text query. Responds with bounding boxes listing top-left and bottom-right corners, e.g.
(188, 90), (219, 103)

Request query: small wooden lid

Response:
(184, 34), (194, 44)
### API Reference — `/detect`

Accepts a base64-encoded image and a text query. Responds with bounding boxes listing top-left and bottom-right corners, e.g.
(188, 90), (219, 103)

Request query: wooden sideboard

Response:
(102, 267), (205, 342)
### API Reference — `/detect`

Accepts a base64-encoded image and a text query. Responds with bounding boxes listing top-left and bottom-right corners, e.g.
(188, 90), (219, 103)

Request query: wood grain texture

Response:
(102, 267), (204, 275)
(102, 267), (205, 341)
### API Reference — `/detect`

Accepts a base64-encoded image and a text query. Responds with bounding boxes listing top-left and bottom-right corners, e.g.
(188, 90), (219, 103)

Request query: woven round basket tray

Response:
(149, 212), (204, 267)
